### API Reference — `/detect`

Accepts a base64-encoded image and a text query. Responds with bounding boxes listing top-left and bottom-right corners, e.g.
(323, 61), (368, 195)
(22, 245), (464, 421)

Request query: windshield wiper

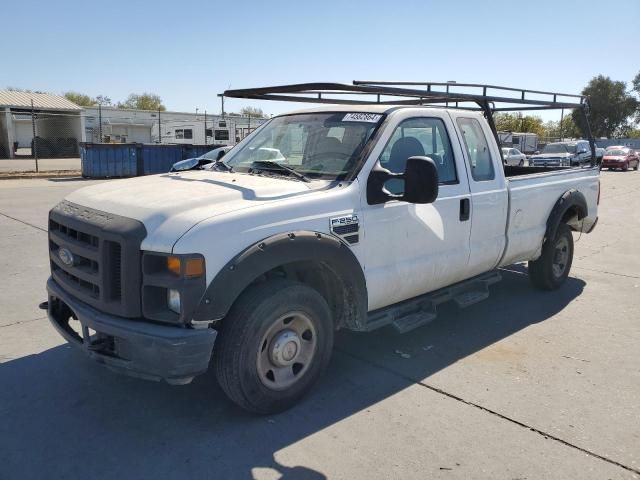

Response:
(206, 159), (233, 172)
(249, 160), (310, 182)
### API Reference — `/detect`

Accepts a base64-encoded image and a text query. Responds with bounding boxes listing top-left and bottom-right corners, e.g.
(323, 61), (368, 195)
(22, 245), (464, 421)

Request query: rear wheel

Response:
(528, 223), (574, 290)
(634, 162), (639, 171)
(518, 159), (524, 166)
(214, 279), (334, 414)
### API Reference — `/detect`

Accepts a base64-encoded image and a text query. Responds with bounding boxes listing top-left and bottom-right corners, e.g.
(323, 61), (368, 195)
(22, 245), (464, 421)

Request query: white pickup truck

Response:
(44, 82), (600, 413)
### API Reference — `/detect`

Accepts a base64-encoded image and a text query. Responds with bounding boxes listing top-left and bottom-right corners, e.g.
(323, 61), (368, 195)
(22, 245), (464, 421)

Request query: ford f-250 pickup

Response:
(44, 82), (600, 413)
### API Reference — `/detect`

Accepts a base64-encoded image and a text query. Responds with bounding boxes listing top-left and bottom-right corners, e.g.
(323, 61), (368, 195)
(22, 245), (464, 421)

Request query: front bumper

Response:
(602, 160), (626, 168)
(46, 277), (217, 384)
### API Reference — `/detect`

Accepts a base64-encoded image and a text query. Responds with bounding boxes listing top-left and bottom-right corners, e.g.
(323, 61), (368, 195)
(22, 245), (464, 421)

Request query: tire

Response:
(519, 159), (524, 166)
(528, 223), (574, 290)
(214, 279), (334, 414)
(622, 162), (629, 171)
(634, 162), (639, 171)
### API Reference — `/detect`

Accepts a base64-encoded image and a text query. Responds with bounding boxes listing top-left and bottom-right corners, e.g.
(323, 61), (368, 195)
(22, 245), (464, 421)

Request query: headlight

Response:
(142, 252), (206, 323)
(167, 289), (181, 314)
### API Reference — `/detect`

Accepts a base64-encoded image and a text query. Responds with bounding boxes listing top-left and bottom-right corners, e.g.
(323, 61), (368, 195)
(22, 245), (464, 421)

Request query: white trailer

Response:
(154, 117), (266, 146)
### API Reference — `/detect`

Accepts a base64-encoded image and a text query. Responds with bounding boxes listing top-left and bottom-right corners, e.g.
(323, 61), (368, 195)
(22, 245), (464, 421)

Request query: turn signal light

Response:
(184, 258), (205, 278)
(167, 256), (182, 276)
(167, 256), (204, 278)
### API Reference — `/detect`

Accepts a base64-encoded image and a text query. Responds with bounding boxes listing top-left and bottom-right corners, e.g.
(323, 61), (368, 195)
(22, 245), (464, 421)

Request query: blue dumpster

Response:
(182, 144), (218, 160)
(80, 143), (138, 178)
(141, 144), (183, 175)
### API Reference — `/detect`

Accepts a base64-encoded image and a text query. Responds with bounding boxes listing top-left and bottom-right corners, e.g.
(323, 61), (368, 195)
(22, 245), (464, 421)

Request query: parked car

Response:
(170, 145), (232, 172)
(44, 83), (599, 414)
(501, 147), (528, 166)
(596, 147), (606, 162)
(529, 140), (592, 167)
(601, 147), (640, 171)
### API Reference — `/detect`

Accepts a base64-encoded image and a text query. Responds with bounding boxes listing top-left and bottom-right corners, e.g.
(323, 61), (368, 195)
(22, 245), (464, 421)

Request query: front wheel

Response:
(519, 159), (524, 166)
(622, 162), (629, 171)
(214, 279), (334, 414)
(528, 223), (574, 290)
(634, 162), (639, 171)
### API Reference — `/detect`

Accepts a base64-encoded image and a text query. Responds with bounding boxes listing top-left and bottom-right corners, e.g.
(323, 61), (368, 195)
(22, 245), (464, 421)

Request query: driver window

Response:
(378, 117), (457, 194)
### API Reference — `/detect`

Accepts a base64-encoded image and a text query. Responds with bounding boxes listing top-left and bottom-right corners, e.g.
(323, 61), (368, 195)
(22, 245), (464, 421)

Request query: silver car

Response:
(502, 147), (528, 166)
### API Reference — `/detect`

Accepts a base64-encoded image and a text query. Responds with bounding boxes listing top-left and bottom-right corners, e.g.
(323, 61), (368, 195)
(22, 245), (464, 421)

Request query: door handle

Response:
(460, 198), (470, 221)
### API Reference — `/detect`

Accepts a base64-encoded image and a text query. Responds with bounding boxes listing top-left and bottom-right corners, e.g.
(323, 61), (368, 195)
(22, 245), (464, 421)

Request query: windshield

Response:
(501, 148), (509, 155)
(542, 143), (576, 154)
(223, 112), (383, 180)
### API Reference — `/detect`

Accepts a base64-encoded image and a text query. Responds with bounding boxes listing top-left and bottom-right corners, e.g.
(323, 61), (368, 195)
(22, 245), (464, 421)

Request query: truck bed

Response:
(499, 165), (600, 267)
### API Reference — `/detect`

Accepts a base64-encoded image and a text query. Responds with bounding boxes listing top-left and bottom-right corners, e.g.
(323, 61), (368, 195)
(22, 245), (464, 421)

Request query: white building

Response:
(84, 106), (267, 146)
(0, 90), (84, 158)
(0, 90), (268, 159)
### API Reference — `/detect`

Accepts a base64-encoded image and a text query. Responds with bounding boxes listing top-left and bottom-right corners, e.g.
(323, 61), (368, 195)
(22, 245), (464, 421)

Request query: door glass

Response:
(456, 117), (495, 181)
(378, 117), (457, 194)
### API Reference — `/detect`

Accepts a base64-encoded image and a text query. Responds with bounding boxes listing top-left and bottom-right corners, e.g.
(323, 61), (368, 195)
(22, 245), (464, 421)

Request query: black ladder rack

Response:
(221, 81), (595, 166)
(222, 81), (588, 111)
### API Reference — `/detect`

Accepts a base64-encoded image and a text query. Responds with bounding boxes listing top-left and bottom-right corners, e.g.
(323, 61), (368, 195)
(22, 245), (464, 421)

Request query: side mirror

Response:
(534, 150), (540, 155)
(367, 156), (439, 205)
(403, 156), (439, 204)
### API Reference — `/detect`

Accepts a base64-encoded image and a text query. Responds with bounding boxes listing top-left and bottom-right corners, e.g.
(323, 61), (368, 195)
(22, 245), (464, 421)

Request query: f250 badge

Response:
(330, 214), (360, 245)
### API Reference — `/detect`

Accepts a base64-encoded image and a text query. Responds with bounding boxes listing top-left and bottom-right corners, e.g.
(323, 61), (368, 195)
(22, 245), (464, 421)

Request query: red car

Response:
(601, 147), (640, 171)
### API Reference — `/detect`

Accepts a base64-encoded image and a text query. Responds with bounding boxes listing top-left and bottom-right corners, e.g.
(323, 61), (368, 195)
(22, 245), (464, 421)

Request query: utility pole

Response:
(204, 110), (207, 145)
(31, 99), (39, 172)
(158, 107), (162, 143)
(559, 108), (564, 142)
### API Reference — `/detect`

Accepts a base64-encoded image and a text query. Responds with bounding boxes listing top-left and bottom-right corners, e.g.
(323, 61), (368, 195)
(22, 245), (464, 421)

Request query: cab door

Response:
(358, 110), (472, 311)
(449, 112), (508, 277)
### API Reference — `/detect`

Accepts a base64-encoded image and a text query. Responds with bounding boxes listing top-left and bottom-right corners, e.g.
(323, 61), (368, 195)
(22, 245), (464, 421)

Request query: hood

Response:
(65, 171), (318, 251)
(531, 152), (573, 159)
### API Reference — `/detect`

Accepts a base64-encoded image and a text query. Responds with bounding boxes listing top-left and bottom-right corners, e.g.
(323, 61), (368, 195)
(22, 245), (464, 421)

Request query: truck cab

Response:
(45, 82), (600, 413)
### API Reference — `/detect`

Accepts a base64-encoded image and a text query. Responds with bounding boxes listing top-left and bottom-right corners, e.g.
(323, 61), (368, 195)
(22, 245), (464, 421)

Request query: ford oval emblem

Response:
(58, 247), (74, 266)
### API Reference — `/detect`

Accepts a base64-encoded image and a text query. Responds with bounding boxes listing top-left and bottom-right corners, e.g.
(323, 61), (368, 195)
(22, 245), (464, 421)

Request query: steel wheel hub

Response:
(270, 330), (301, 366)
(256, 312), (317, 391)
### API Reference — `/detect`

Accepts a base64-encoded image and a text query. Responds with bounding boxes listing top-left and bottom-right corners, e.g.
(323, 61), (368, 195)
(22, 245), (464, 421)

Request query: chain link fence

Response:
(0, 106), (268, 172)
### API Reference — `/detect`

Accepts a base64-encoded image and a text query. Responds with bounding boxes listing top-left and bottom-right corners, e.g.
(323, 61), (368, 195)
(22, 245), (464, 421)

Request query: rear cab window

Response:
(456, 117), (495, 181)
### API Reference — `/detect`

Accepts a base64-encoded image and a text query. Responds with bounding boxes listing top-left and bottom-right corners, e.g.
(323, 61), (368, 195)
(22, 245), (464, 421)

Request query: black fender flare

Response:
(545, 189), (588, 243)
(193, 231), (368, 329)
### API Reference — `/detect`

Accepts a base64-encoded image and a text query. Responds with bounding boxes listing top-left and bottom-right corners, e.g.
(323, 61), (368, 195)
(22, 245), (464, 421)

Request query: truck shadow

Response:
(0, 268), (584, 480)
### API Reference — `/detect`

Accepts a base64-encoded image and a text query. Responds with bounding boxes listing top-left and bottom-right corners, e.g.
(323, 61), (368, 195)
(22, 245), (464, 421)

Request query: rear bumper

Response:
(46, 277), (217, 384)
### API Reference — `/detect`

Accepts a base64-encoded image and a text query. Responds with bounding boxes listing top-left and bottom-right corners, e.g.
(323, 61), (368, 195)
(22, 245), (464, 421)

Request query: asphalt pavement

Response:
(0, 172), (638, 479)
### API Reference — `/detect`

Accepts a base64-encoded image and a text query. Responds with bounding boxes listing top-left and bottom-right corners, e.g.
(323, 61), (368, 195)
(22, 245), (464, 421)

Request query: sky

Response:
(2, 0), (639, 122)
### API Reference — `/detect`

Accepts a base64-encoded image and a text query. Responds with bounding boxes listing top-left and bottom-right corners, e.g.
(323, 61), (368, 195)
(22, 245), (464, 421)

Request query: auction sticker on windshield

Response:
(342, 113), (383, 123)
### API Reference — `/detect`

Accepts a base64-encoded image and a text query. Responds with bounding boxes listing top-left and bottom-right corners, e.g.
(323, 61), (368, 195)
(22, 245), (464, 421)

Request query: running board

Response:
(365, 271), (502, 334)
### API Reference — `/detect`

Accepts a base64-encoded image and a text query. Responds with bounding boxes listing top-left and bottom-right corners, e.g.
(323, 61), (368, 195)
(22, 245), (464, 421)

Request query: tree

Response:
(118, 93), (166, 111)
(6, 86), (47, 94)
(64, 91), (97, 107)
(572, 75), (637, 138)
(95, 95), (112, 106)
(543, 116), (581, 140)
(240, 106), (267, 118)
(494, 113), (545, 136)
(627, 129), (640, 139)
